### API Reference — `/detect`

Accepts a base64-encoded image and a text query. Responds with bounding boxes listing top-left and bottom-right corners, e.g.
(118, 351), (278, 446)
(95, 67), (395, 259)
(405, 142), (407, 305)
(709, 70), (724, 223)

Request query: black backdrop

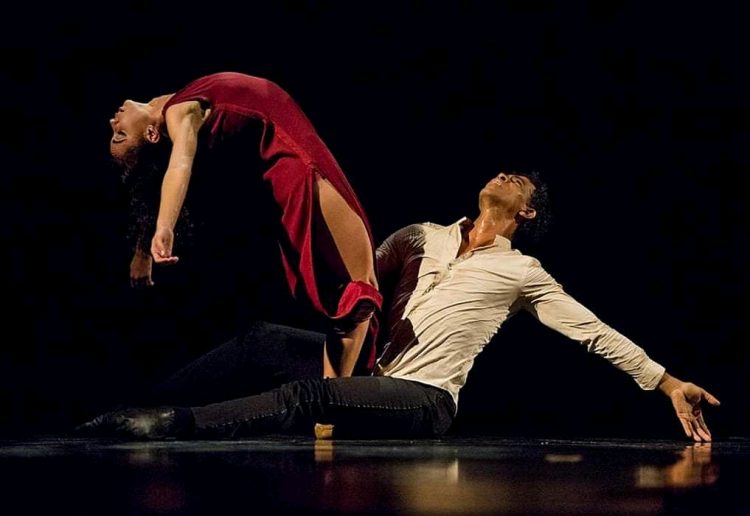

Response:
(1, 1), (747, 439)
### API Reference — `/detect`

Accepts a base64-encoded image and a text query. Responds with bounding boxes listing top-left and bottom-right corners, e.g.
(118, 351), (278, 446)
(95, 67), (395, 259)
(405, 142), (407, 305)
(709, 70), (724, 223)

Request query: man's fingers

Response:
(673, 393), (694, 438)
(695, 413), (712, 442)
(678, 416), (693, 439)
(691, 419), (711, 442)
(673, 387), (718, 442)
(702, 390), (721, 406)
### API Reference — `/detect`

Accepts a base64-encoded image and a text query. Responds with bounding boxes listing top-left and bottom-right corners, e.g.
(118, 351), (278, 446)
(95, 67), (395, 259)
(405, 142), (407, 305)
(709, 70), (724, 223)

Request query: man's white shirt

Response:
(374, 219), (665, 408)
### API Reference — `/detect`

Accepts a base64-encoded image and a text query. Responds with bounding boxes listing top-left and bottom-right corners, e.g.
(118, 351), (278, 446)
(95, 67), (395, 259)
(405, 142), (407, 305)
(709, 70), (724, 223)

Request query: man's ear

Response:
(144, 125), (161, 144)
(517, 206), (537, 222)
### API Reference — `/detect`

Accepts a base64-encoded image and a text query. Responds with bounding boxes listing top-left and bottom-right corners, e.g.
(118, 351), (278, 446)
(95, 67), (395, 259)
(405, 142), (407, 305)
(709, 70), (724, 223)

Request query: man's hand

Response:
(130, 250), (154, 288)
(151, 227), (179, 265)
(658, 372), (720, 442)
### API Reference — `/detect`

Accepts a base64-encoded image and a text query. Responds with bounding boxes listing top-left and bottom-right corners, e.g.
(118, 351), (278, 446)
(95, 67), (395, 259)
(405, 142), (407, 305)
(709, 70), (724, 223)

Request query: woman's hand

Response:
(151, 227), (180, 265)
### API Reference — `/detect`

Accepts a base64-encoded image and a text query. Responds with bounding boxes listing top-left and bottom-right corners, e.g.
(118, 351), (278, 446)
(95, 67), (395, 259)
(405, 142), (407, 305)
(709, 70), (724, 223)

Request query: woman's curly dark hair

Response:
(113, 141), (192, 253)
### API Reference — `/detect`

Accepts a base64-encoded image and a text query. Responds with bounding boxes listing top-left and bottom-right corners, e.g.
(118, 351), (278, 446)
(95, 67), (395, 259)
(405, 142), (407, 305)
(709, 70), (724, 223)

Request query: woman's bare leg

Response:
(315, 177), (378, 288)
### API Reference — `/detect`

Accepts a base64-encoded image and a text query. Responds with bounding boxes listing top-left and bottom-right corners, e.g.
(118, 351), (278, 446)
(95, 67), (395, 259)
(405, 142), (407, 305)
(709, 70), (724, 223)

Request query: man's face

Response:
(480, 172), (536, 212)
(109, 99), (151, 160)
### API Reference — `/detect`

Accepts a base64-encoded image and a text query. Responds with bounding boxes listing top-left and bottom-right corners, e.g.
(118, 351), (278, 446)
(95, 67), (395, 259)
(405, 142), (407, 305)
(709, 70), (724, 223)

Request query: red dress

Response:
(163, 72), (382, 368)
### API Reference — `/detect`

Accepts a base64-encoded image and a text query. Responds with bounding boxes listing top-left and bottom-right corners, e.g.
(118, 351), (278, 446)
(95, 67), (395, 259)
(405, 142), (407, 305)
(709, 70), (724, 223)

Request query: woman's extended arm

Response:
(151, 101), (209, 264)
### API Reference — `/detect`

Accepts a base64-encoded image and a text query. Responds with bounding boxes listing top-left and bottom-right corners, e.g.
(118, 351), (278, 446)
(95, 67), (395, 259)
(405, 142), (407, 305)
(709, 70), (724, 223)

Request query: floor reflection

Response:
(636, 443), (719, 488)
(311, 439), (668, 513)
(0, 437), (745, 514)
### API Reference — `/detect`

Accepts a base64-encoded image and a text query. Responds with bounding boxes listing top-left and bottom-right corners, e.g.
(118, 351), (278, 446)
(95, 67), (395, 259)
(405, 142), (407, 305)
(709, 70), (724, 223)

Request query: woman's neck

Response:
(147, 94), (174, 116)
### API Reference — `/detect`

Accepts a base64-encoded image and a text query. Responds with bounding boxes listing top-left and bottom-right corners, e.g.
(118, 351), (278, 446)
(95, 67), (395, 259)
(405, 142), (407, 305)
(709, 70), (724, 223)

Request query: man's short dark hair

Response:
(516, 169), (550, 246)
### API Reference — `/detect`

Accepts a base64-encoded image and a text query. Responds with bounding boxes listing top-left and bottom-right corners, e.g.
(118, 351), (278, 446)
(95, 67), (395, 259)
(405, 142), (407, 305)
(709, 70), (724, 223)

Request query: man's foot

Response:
(75, 407), (193, 440)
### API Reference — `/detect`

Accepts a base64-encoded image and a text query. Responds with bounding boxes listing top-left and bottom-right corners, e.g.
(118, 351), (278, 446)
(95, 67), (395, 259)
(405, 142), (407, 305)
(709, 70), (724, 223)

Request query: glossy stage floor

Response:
(1, 436), (747, 514)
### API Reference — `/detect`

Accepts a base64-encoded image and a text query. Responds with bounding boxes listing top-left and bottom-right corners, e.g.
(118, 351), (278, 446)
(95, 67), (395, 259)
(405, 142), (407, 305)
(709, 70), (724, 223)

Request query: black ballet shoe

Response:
(75, 406), (195, 440)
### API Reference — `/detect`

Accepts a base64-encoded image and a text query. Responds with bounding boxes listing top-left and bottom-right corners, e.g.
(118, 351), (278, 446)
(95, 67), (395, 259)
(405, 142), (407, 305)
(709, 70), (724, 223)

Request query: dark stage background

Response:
(1, 1), (747, 439)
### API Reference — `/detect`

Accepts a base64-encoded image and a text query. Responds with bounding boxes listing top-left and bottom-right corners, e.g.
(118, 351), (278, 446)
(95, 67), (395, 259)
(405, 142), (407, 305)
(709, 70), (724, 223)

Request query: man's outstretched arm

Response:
(657, 372), (721, 442)
(520, 260), (720, 441)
